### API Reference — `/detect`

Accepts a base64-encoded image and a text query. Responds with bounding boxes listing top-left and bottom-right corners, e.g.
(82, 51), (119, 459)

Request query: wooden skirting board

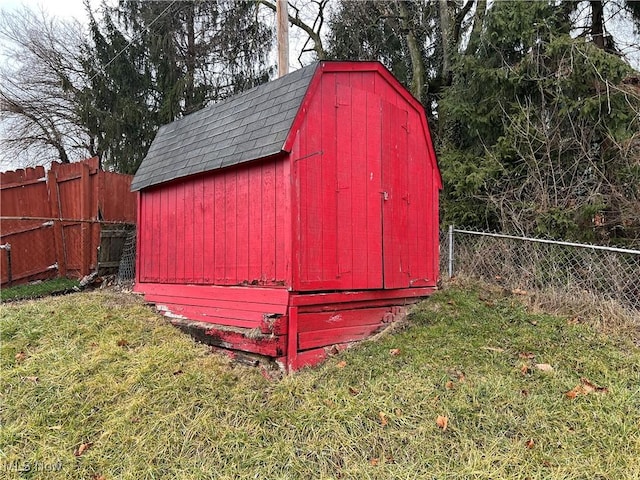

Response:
(138, 282), (435, 371)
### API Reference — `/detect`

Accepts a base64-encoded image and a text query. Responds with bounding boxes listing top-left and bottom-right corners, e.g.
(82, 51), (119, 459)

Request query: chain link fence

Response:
(441, 227), (640, 316)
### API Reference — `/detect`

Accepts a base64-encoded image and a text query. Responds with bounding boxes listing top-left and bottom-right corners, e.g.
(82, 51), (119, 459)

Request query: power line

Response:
(88, 0), (177, 83)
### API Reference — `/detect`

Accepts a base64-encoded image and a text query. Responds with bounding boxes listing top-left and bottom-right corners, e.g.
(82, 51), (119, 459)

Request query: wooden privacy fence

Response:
(1, 157), (136, 286)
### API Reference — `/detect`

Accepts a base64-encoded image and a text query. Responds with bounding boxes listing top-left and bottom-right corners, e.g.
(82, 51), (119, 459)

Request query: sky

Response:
(0, 0), (92, 22)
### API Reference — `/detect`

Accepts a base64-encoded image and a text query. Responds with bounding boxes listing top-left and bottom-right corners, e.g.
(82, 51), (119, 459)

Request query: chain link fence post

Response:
(448, 225), (454, 279)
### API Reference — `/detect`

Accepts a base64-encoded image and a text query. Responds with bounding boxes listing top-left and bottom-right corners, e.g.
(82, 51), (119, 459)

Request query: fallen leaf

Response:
(389, 348), (401, 356)
(336, 361), (347, 369)
(91, 475), (106, 480)
(379, 412), (388, 426)
(565, 389), (578, 399)
(519, 352), (536, 359)
(116, 339), (128, 347)
(495, 275), (503, 281)
(565, 378), (608, 399)
(529, 320), (538, 326)
(567, 316), (582, 325)
(348, 386), (360, 396)
(130, 417), (140, 424)
(581, 378), (607, 393)
(436, 415), (448, 431)
(369, 458), (379, 466)
(535, 363), (554, 372)
(445, 380), (455, 390)
(456, 371), (466, 382)
(512, 288), (528, 295)
(74, 442), (93, 457)
(520, 364), (531, 375)
(526, 439), (535, 449)
(15, 351), (26, 362)
(24, 376), (39, 383)
(482, 346), (505, 353)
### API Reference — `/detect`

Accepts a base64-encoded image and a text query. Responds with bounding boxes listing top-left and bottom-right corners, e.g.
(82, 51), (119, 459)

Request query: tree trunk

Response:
(185, 2), (196, 113)
(590, 0), (605, 49)
(466, 0), (486, 55)
(397, 0), (425, 102)
(439, 0), (453, 86)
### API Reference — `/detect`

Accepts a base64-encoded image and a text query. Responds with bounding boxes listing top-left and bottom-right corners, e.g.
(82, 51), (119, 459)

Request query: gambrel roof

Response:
(131, 63), (319, 191)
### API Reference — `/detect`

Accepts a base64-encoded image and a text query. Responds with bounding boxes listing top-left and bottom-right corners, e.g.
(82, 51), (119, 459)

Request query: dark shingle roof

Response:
(131, 63), (319, 191)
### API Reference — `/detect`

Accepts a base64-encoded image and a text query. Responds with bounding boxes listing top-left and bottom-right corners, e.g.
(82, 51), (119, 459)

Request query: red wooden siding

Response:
(137, 156), (291, 286)
(292, 70), (438, 292)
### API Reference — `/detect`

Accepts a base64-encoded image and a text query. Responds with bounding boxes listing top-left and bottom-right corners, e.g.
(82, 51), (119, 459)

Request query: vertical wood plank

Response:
(236, 168), (249, 283)
(176, 183), (186, 282)
(140, 195), (149, 281)
(261, 161), (276, 282)
(166, 184), (177, 282)
(318, 72), (337, 284)
(296, 125), (309, 285)
(274, 158), (286, 281)
(289, 135), (301, 289)
(336, 81), (353, 289)
(350, 84), (370, 289)
(364, 84), (383, 289)
(225, 169), (238, 284)
(159, 186), (169, 281)
(193, 176), (205, 282)
(281, 157), (292, 285)
(214, 174), (225, 282)
(409, 110), (428, 282)
(47, 170), (67, 278)
(248, 163), (263, 282)
(151, 189), (162, 281)
(80, 162), (91, 276)
(184, 180), (196, 282)
(203, 175), (215, 282)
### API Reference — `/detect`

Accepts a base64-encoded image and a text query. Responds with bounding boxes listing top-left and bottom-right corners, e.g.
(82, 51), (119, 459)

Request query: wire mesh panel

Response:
(117, 229), (137, 282)
(443, 228), (640, 313)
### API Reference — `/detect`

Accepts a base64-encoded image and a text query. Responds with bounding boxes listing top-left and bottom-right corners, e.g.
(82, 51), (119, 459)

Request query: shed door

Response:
(295, 87), (416, 291)
(381, 100), (411, 289)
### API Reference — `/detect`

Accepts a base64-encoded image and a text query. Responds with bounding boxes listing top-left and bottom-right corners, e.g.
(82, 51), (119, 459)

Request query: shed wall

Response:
(137, 156), (291, 286)
(292, 70), (439, 291)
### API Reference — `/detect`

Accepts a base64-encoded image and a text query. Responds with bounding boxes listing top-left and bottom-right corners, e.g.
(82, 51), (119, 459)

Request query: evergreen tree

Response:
(78, 0), (273, 174)
(438, 1), (640, 244)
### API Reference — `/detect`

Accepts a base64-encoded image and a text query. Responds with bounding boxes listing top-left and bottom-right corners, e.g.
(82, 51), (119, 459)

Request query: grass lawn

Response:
(1, 285), (639, 479)
(1, 278), (80, 302)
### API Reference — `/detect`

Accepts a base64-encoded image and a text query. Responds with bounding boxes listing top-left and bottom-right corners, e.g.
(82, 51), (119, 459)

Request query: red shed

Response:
(131, 61), (442, 370)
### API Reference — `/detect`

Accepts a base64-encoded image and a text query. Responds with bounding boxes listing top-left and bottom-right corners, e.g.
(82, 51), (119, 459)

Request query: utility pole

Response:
(277, 0), (289, 77)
